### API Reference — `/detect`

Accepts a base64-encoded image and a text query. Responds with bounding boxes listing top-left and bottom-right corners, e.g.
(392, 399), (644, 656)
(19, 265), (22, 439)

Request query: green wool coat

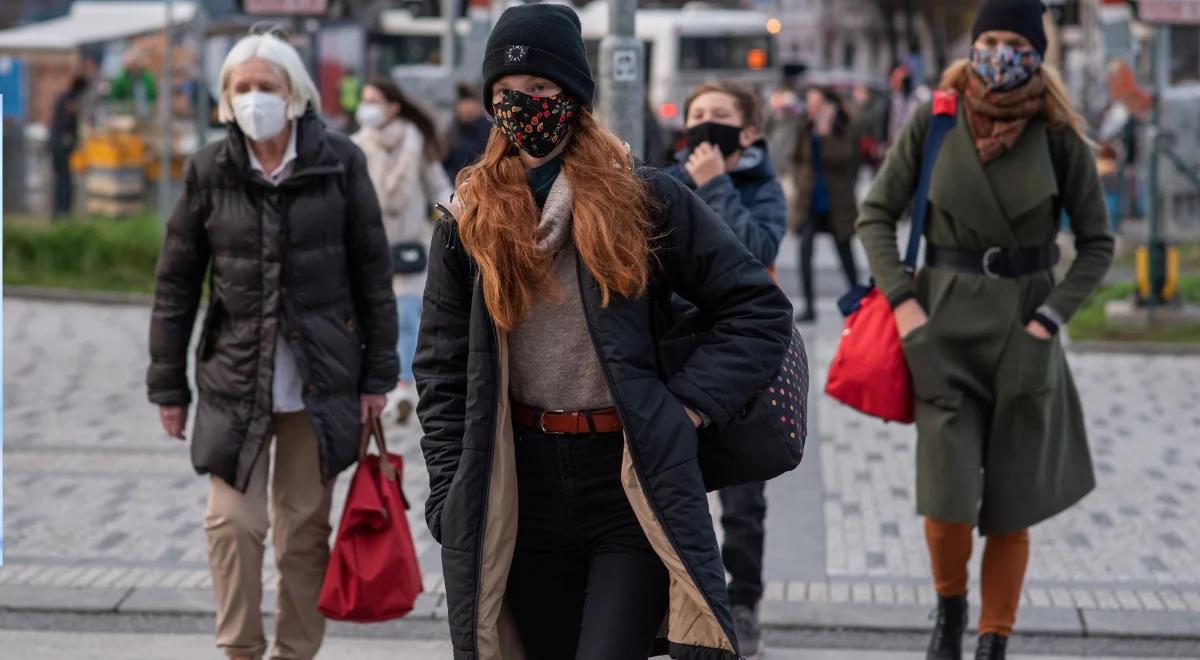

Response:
(857, 101), (1114, 535)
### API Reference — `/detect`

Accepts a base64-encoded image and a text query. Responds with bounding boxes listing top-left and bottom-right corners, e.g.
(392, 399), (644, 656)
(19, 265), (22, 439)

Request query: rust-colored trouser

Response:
(204, 412), (334, 660)
(924, 518), (1030, 637)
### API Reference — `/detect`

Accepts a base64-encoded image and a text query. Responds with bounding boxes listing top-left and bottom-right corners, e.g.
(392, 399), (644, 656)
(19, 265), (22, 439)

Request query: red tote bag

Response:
(318, 417), (422, 622)
(824, 91), (958, 424)
(825, 287), (914, 423)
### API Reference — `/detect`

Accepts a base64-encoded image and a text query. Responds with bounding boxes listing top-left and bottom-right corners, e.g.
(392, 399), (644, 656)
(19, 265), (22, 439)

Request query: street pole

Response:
(193, 3), (209, 149)
(598, 0), (644, 159)
(1145, 25), (1169, 319)
(158, 0), (174, 227)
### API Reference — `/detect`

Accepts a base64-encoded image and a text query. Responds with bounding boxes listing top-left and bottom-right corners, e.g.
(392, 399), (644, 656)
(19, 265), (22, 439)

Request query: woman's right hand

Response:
(160, 405), (189, 441)
(894, 299), (928, 339)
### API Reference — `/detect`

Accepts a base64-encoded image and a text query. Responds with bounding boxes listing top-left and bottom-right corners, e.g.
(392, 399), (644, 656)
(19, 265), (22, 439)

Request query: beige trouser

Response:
(205, 412), (334, 660)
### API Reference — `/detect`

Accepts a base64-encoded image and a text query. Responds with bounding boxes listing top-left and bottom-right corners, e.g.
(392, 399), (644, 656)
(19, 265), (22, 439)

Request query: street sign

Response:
(1139, 0), (1200, 24)
(242, 0), (330, 16)
(613, 49), (638, 83)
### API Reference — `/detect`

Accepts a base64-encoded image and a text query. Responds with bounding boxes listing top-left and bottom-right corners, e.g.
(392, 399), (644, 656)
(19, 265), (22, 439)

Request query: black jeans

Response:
(719, 481), (767, 609)
(506, 425), (669, 660)
(798, 215), (859, 314)
(52, 149), (73, 218)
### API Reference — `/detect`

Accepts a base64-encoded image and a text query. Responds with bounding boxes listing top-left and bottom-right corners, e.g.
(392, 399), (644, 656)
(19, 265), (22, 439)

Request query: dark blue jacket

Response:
(665, 141), (788, 267)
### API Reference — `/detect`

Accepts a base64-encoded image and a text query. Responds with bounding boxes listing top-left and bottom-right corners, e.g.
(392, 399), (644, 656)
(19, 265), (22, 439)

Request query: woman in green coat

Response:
(856, 2), (1114, 659)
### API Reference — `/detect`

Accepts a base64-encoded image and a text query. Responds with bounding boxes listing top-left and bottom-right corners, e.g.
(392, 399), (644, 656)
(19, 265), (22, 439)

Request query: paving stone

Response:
(118, 588), (220, 615)
(0, 585), (129, 612)
(1082, 609), (1200, 637)
(1116, 590), (1143, 610)
(1070, 588), (1097, 610)
(7, 297), (1200, 635)
(1138, 590), (1167, 611)
(1158, 590), (1189, 612)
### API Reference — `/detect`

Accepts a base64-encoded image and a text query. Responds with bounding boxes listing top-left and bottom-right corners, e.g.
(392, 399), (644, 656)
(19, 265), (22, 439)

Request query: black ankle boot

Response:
(926, 594), (967, 660)
(974, 633), (1008, 660)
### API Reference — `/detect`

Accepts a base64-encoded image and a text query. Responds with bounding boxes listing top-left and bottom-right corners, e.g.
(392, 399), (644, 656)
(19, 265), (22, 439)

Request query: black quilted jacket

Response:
(415, 167), (792, 659)
(146, 110), (398, 491)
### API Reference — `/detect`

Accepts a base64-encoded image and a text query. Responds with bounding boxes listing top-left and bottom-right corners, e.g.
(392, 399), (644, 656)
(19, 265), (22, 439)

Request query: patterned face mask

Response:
(493, 90), (579, 158)
(971, 44), (1042, 92)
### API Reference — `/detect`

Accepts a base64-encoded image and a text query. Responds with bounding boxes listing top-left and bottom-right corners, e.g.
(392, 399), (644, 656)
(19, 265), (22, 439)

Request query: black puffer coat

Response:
(147, 111), (398, 491)
(415, 168), (792, 660)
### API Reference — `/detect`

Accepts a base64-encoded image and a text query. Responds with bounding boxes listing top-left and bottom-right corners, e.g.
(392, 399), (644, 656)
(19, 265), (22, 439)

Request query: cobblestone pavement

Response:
(3, 295), (1200, 633)
(0, 299), (442, 599)
(795, 304), (1200, 614)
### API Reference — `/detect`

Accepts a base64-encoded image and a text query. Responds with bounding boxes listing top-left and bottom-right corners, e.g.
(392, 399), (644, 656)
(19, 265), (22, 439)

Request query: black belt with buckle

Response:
(926, 243), (1060, 279)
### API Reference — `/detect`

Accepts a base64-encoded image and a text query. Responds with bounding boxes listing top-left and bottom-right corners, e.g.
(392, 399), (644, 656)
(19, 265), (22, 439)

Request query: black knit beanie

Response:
(481, 4), (595, 112)
(972, 0), (1048, 56)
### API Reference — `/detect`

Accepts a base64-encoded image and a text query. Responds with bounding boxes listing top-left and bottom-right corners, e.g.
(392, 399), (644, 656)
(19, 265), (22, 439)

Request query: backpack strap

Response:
(903, 91), (958, 270)
(1047, 127), (1067, 222)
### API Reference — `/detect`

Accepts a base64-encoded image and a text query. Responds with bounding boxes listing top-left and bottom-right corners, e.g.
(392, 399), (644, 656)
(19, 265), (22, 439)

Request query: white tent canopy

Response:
(0, 1), (197, 53)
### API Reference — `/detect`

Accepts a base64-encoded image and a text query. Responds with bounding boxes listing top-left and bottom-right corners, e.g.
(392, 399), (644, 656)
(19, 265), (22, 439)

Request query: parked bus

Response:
(578, 2), (778, 128)
(368, 2), (778, 132)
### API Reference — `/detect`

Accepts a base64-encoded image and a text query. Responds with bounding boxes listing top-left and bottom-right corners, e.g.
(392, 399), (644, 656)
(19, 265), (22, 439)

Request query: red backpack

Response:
(824, 91), (958, 423)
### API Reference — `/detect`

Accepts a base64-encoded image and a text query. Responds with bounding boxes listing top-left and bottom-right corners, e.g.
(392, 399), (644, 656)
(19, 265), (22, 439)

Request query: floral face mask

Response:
(971, 44), (1042, 92)
(493, 90), (578, 158)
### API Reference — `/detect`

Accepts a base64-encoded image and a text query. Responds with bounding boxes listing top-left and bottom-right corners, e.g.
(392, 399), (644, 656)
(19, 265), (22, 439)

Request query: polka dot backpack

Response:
(696, 323), (809, 491)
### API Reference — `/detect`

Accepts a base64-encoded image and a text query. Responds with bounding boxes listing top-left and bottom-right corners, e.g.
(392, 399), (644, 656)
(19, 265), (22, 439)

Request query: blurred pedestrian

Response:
(339, 67), (363, 121)
(664, 80), (786, 656)
(887, 63), (919, 147)
(857, 2), (1114, 658)
(351, 77), (452, 424)
(49, 76), (89, 219)
(147, 31), (398, 660)
(109, 49), (157, 120)
(414, 5), (792, 659)
(643, 96), (668, 167)
(765, 63), (807, 175)
(441, 82), (492, 183)
(792, 86), (861, 322)
(850, 83), (886, 170)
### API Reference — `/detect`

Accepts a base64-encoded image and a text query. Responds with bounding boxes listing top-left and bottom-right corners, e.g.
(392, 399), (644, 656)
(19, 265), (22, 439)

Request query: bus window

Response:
(368, 33), (445, 72)
(678, 35), (774, 71)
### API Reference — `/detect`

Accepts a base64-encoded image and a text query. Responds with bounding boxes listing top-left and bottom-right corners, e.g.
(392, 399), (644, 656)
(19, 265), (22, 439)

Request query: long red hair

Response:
(454, 110), (653, 331)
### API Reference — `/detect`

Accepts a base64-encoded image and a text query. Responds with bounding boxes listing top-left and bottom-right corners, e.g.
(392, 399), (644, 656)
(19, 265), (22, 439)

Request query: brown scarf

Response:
(962, 72), (1046, 164)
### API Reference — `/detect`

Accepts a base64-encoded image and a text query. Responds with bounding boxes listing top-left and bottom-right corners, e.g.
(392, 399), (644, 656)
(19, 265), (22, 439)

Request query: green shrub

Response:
(1068, 275), (1200, 343)
(3, 215), (162, 293)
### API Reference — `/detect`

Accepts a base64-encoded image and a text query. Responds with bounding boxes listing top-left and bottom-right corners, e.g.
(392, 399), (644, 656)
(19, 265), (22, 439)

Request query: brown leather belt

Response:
(512, 403), (623, 435)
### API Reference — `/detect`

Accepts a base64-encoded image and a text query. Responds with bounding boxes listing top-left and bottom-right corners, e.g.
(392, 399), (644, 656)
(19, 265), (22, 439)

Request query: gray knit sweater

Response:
(507, 173), (613, 411)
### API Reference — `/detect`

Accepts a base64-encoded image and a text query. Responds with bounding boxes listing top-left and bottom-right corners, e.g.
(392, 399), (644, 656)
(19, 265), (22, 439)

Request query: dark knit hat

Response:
(972, 0), (1048, 56)
(481, 4), (595, 111)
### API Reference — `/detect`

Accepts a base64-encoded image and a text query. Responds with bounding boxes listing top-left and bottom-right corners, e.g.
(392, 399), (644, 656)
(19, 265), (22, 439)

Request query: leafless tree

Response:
(872, 0), (974, 74)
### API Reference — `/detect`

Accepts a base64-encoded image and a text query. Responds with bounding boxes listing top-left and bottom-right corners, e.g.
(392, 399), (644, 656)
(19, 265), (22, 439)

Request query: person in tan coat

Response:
(351, 78), (452, 424)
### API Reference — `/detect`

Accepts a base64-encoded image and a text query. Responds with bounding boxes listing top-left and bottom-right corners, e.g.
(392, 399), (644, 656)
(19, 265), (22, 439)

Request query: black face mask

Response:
(494, 90), (579, 158)
(685, 121), (744, 157)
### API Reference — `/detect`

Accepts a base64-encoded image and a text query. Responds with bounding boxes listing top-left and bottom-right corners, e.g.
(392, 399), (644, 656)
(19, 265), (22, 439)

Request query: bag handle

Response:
(903, 91), (958, 270)
(358, 416), (397, 482)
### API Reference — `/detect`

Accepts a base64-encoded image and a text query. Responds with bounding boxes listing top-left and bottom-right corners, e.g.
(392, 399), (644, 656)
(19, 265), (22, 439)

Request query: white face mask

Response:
(356, 102), (387, 129)
(233, 91), (288, 142)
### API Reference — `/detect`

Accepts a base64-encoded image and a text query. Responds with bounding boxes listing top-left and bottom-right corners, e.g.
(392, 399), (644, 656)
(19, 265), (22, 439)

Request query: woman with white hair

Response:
(146, 31), (397, 660)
